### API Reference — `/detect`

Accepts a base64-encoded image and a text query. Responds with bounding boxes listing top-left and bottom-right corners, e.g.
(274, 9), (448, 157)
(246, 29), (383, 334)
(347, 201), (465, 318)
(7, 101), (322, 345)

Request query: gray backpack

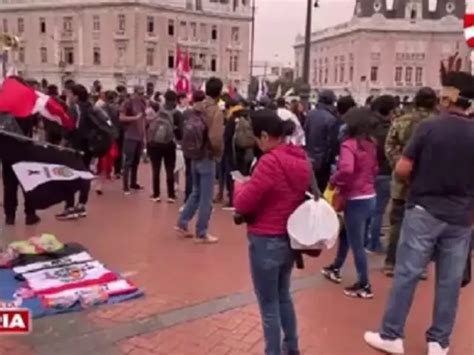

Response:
(148, 110), (175, 145)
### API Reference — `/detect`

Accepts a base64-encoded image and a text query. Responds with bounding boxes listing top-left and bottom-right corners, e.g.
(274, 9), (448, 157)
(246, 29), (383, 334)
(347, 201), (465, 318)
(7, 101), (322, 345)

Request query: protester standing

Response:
(382, 87), (437, 276)
(365, 71), (474, 355)
(234, 109), (311, 355)
(276, 97), (305, 146)
(367, 95), (396, 253)
(322, 107), (378, 299)
(304, 90), (339, 192)
(120, 86), (146, 195)
(147, 91), (183, 203)
(176, 77), (224, 243)
(182, 90), (206, 203)
(2, 114), (40, 226)
(56, 84), (94, 220)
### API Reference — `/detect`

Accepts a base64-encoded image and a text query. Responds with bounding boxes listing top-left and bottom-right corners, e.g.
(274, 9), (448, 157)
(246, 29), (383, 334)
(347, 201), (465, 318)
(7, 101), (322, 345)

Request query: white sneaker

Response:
(428, 342), (449, 355)
(364, 331), (404, 354)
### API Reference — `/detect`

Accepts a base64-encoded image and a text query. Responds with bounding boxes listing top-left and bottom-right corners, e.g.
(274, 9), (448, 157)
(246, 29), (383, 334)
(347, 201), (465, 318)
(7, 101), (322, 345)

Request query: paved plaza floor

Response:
(0, 170), (472, 355)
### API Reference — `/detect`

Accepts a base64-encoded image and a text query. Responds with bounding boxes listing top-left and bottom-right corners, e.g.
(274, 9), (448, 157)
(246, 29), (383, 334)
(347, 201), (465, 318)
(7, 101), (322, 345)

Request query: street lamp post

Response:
(249, 0), (256, 98)
(300, 0), (318, 110)
(302, 0), (313, 84)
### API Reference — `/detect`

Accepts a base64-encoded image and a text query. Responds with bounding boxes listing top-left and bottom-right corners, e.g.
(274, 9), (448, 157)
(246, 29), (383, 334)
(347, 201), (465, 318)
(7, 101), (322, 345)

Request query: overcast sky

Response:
(254, 0), (355, 64)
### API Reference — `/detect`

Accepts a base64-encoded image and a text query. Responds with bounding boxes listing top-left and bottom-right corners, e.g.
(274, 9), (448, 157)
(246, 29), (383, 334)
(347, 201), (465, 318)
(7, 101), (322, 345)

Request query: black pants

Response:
(65, 152), (92, 208)
(184, 158), (192, 202)
(114, 129), (124, 175)
(148, 142), (176, 198)
(122, 139), (143, 191)
(314, 163), (331, 193)
(385, 198), (406, 267)
(2, 160), (35, 218)
(235, 148), (253, 176)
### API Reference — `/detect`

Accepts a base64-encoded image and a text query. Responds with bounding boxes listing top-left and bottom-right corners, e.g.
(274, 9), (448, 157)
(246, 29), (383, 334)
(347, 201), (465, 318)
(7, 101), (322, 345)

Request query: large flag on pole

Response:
(0, 77), (74, 129)
(0, 130), (94, 210)
(174, 46), (192, 94)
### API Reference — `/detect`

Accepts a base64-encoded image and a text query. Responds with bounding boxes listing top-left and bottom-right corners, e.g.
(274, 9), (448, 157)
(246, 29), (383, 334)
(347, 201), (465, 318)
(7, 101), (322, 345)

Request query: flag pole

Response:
(0, 129), (83, 155)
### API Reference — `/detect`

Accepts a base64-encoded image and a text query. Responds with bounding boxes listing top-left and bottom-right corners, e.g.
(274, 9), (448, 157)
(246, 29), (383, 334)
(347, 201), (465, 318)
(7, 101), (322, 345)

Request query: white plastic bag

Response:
(174, 147), (185, 173)
(287, 198), (340, 250)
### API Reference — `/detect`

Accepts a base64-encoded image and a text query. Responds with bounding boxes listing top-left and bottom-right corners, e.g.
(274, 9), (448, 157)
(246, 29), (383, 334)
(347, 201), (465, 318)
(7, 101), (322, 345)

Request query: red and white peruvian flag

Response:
(0, 77), (74, 130)
(174, 45), (192, 94)
(464, 0), (474, 48)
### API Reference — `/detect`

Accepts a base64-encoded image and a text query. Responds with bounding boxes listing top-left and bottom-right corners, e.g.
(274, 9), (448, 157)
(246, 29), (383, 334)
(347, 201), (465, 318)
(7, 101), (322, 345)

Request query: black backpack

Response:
(86, 107), (118, 157)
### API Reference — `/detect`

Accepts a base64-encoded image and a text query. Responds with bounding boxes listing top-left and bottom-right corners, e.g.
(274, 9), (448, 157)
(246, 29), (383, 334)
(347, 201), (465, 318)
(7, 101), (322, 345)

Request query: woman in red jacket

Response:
(234, 109), (311, 355)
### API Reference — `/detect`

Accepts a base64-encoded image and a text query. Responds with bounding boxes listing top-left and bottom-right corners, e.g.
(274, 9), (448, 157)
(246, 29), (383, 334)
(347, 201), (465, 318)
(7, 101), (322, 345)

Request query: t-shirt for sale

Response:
(13, 252), (93, 275)
(40, 279), (138, 305)
(21, 260), (117, 295)
(404, 112), (474, 226)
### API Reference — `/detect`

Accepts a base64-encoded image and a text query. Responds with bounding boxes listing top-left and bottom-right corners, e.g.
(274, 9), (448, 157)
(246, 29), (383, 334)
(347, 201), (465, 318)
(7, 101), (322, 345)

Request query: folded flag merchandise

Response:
(0, 130), (94, 210)
(13, 251), (93, 275)
(0, 235), (144, 318)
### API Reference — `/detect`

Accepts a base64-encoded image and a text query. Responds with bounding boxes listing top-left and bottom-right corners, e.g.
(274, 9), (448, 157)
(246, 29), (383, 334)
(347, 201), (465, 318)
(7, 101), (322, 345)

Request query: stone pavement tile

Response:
(0, 338), (34, 355)
(4, 169), (331, 329)
(119, 274), (473, 355)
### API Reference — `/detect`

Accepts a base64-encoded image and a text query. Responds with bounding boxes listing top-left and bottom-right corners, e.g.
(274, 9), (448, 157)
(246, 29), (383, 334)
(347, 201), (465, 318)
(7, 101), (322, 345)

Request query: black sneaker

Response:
(75, 205), (87, 218)
(344, 282), (374, 299)
(321, 265), (342, 284)
(5, 215), (15, 226)
(56, 208), (78, 221)
(25, 214), (41, 226)
(130, 184), (143, 190)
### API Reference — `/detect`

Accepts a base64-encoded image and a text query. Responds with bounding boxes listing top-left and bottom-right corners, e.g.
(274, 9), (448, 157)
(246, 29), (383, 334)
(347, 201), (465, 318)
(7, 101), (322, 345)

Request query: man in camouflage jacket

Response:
(383, 88), (437, 276)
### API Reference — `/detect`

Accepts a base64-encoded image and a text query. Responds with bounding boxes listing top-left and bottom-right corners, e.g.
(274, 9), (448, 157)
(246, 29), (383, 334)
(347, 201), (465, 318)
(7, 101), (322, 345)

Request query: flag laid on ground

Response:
(0, 130), (94, 210)
(0, 77), (74, 129)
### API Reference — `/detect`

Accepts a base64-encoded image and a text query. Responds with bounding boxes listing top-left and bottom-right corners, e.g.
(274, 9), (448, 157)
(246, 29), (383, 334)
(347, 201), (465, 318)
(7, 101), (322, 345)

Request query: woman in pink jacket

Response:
(234, 109), (311, 355)
(321, 107), (378, 299)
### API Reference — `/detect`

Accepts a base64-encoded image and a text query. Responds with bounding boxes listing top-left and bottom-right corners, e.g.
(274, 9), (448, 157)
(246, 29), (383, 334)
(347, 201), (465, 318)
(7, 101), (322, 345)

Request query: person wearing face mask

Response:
(365, 70), (474, 355)
(233, 109), (311, 355)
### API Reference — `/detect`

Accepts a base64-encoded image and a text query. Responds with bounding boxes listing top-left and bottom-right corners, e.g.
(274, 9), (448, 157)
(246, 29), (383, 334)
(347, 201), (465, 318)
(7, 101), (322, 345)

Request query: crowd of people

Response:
(1, 69), (473, 355)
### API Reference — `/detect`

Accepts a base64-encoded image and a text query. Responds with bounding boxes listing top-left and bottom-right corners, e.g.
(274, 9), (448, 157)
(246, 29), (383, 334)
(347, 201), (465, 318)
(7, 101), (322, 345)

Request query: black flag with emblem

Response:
(0, 129), (94, 210)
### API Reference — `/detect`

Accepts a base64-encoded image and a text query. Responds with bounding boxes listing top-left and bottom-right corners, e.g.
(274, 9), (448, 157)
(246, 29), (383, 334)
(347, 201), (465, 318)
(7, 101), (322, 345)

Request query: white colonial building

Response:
(0, 0), (252, 93)
(294, 0), (470, 102)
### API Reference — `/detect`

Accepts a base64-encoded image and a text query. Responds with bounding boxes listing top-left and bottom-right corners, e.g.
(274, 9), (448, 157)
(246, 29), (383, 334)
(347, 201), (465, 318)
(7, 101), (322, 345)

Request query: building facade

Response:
(0, 0), (251, 93)
(252, 60), (294, 82)
(294, 0), (469, 102)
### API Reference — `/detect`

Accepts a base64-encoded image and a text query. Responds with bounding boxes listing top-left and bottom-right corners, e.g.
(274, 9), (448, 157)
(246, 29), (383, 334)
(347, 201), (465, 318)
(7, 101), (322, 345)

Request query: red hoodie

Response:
(234, 144), (311, 236)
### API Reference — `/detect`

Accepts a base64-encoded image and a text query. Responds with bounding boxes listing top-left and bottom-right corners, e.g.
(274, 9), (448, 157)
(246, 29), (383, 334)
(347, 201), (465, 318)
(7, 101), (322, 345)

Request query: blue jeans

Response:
(381, 206), (471, 348)
(367, 175), (391, 251)
(333, 197), (376, 285)
(248, 234), (299, 355)
(177, 158), (215, 238)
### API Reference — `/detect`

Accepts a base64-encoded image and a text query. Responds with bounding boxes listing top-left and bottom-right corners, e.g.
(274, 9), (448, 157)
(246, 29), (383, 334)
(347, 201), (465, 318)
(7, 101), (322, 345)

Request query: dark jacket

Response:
(163, 102), (183, 141)
(304, 103), (339, 170)
(223, 105), (246, 158)
(373, 112), (392, 176)
(66, 101), (94, 151)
